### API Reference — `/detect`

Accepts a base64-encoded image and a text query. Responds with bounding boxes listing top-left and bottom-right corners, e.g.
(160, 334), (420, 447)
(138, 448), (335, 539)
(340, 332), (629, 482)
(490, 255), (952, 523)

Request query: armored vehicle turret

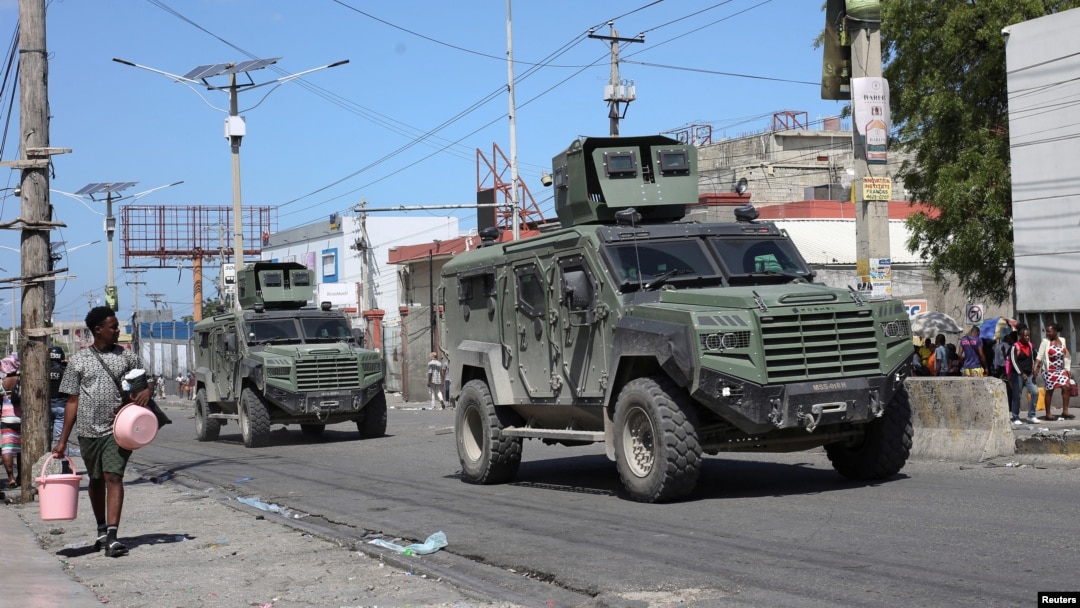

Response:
(441, 135), (913, 502)
(193, 262), (385, 447)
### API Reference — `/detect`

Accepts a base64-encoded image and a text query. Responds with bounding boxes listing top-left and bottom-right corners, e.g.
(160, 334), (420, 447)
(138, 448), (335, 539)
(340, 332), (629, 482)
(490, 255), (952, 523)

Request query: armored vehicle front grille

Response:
(295, 356), (361, 391)
(760, 311), (879, 383)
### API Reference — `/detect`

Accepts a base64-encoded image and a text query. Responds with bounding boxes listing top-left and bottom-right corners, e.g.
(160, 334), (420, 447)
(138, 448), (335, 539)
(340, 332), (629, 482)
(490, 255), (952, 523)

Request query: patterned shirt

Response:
(59, 345), (142, 438)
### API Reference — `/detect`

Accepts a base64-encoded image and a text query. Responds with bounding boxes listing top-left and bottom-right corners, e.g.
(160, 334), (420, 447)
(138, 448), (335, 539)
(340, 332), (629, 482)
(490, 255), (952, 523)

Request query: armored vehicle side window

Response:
(515, 265), (545, 318)
(603, 239), (719, 288)
(558, 256), (596, 312)
(709, 238), (810, 278)
(457, 269), (496, 322)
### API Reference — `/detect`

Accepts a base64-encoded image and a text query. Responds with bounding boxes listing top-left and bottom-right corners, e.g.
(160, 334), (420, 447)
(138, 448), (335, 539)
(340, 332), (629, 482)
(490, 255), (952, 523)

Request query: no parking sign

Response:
(965, 303), (984, 325)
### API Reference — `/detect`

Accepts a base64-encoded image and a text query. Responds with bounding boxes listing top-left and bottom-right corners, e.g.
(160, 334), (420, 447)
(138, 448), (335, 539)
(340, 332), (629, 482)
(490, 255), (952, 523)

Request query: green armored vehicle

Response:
(441, 135), (913, 502)
(193, 261), (386, 447)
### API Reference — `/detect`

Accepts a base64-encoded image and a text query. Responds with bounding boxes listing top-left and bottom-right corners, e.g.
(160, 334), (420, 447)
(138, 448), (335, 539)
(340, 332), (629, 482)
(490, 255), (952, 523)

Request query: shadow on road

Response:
(498, 453), (909, 502)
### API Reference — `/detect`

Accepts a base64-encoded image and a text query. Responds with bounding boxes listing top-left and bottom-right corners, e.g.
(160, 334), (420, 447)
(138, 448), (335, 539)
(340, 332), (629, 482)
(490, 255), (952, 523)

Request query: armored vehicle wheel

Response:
(613, 376), (702, 503)
(357, 391), (387, 438)
(456, 379), (521, 484)
(195, 388), (221, 441)
(826, 386), (914, 480)
(300, 424), (325, 436)
(239, 387), (271, 448)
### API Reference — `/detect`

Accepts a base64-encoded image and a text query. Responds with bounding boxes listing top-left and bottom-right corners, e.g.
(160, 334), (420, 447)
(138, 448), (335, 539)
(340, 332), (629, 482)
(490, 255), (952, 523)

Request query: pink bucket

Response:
(113, 403), (159, 450)
(36, 455), (81, 521)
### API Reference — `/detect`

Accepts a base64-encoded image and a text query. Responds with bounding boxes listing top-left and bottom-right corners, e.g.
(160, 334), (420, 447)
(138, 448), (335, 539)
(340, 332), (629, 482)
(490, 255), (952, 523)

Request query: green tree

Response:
(883, 1), (1080, 305)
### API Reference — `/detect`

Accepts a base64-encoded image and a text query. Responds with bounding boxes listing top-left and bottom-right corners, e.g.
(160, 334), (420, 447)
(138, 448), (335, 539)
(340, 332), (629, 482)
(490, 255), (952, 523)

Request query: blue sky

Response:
(0, 0), (844, 325)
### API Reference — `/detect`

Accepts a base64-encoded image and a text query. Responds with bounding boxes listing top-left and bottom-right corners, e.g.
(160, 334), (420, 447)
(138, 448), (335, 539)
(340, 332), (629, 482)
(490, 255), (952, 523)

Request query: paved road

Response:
(134, 399), (1080, 607)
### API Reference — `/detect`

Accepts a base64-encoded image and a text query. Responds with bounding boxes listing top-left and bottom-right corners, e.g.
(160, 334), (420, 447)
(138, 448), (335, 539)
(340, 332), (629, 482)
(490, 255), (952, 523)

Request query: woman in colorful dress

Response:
(0, 354), (21, 488)
(1033, 322), (1074, 421)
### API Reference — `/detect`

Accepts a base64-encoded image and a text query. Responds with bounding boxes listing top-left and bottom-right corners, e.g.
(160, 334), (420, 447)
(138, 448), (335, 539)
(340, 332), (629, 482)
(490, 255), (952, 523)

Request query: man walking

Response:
(427, 352), (447, 409)
(53, 306), (152, 558)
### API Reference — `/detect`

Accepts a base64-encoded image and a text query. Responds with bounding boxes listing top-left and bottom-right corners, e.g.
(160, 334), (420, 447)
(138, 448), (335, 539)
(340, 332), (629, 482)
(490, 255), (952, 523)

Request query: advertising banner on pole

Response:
(853, 77), (890, 164)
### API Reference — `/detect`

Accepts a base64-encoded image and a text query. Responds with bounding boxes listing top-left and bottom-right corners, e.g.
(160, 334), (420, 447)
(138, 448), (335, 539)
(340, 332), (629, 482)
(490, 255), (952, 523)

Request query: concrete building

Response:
(1006, 8), (1080, 351)
(261, 213), (459, 320)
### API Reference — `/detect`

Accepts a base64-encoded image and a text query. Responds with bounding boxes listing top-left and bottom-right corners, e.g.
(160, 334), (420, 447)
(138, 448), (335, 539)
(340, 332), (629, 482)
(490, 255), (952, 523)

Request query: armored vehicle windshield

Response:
(600, 233), (813, 292)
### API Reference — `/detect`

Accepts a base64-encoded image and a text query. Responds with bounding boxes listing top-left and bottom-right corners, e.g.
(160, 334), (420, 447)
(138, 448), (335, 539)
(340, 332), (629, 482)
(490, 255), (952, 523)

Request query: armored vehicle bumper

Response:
(263, 381), (384, 423)
(693, 364), (908, 436)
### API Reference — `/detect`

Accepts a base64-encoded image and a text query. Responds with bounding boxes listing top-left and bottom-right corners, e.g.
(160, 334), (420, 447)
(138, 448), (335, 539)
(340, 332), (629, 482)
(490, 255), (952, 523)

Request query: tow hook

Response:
(798, 410), (819, 433)
(869, 390), (884, 418)
(767, 399), (783, 427)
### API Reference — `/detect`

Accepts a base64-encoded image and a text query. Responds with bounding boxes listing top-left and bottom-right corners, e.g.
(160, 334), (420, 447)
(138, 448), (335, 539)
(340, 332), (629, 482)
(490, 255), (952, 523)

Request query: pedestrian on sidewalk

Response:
(959, 326), (986, 376)
(1033, 322), (1074, 421)
(53, 306), (154, 558)
(427, 352), (447, 409)
(48, 346), (71, 454)
(1, 354), (22, 489)
(1009, 325), (1040, 424)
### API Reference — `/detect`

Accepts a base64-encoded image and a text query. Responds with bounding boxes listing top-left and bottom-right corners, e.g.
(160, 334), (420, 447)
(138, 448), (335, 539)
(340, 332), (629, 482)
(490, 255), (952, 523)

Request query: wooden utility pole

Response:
(588, 23), (642, 137)
(16, 0), (56, 501)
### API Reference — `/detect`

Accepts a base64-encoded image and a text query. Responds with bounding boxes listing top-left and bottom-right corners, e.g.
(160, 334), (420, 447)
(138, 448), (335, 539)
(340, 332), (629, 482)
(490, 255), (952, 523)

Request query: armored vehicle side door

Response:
(512, 261), (554, 398)
(556, 253), (609, 398)
(212, 324), (239, 400)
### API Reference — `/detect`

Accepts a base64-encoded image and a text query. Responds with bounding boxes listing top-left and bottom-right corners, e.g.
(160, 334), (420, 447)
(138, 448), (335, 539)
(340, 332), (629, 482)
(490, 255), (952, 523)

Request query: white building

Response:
(260, 213), (459, 319)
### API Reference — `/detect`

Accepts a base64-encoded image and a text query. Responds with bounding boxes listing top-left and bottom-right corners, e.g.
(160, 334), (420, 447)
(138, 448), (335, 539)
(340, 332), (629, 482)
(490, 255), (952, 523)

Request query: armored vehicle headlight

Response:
(701, 331), (751, 351)
(880, 320), (909, 339)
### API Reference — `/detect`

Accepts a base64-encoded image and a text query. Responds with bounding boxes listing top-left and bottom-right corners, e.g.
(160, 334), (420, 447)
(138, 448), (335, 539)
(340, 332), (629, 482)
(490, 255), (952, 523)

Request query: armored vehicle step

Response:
(501, 427), (604, 442)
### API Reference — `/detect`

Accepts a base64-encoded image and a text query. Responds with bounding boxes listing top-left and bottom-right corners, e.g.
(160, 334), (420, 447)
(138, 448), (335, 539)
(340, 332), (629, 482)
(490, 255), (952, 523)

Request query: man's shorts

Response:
(962, 368), (985, 377)
(77, 435), (131, 479)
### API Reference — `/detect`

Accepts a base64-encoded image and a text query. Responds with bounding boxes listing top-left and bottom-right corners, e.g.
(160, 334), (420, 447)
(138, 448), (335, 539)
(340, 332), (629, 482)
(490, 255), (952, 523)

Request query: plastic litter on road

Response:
(368, 531), (448, 555)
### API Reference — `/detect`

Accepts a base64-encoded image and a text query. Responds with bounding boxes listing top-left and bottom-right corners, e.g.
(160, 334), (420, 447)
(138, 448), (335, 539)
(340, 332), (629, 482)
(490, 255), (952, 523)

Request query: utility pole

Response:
(126, 269), (146, 318)
(506, 0), (520, 240)
(15, 0), (57, 501)
(147, 293), (166, 308)
(588, 23), (643, 137)
(848, 1), (891, 299)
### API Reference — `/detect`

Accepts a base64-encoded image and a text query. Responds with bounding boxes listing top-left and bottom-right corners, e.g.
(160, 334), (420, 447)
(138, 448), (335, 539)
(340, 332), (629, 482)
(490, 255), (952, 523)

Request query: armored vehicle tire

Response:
(300, 424), (325, 436)
(239, 387), (272, 448)
(358, 391), (387, 438)
(456, 379), (522, 485)
(195, 387), (221, 441)
(613, 376), (702, 503)
(825, 386), (914, 480)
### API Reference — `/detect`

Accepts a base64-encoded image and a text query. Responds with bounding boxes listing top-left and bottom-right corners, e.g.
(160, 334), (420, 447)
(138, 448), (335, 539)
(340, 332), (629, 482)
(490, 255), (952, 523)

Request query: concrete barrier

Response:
(904, 377), (1015, 462)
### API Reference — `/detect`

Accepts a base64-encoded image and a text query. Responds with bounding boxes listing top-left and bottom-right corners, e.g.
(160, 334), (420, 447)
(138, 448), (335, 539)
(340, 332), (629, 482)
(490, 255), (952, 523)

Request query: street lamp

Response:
(52, 182), (182, 311)
(112, 56), (348, 309)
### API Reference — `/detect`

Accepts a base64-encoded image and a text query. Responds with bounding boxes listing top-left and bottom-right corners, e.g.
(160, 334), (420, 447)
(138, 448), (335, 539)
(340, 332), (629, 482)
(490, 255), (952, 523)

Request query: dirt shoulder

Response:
(15, 466), (523, 608)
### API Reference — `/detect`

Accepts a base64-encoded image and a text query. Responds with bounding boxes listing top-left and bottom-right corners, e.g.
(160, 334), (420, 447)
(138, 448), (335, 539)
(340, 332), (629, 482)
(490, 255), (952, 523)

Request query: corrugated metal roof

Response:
(772, 219), (922, 265)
